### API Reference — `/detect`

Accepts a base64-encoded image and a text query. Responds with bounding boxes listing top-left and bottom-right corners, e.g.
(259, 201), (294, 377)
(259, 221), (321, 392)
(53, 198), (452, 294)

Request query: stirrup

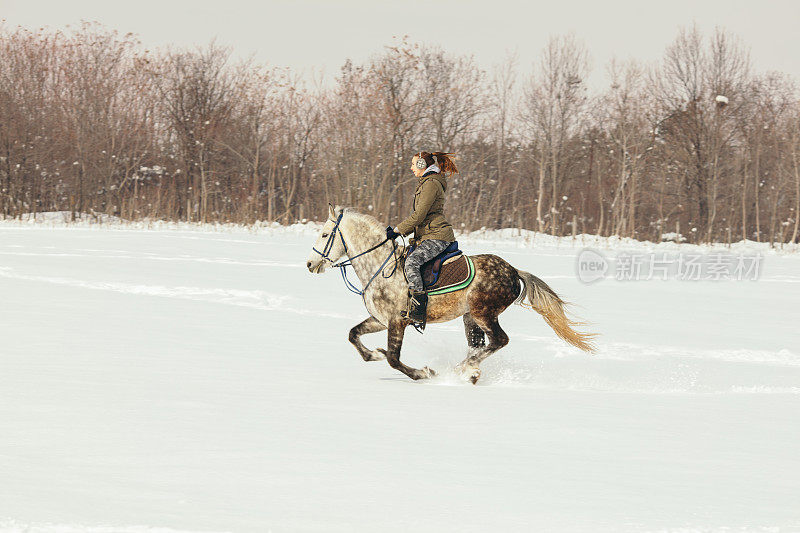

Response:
(402, 312), (426, 333)
(400, 308), (427, 332)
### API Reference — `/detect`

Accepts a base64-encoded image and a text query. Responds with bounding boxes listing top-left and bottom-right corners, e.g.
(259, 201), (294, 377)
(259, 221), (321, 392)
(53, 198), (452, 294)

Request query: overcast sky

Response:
(3, 0), (799, 88)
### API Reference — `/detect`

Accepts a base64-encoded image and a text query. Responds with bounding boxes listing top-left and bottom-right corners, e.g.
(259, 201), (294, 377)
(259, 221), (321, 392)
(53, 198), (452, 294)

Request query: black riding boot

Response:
(403, 289), (428, 330)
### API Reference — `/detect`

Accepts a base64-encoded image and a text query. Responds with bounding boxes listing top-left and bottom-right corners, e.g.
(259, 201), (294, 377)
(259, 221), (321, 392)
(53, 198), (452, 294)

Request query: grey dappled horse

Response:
(306, 206), (595, 383)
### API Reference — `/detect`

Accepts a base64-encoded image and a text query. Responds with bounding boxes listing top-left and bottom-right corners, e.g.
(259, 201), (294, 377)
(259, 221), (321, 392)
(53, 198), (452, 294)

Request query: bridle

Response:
(312, 211), (400, 296)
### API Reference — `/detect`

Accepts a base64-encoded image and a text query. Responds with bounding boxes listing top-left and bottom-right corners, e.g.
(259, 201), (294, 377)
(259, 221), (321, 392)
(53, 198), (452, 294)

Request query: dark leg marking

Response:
(385, 319), (435, 380)
(463, 313), (486, 350)
(465, 316), (509, 367)
(457, 315), (509, 383)
(348, 316), (387, 361)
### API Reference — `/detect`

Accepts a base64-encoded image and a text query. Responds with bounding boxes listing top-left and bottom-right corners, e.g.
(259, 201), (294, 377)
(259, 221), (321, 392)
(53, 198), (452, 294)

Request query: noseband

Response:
(312, 212), (400, 296)
(312, 212), (348, 262)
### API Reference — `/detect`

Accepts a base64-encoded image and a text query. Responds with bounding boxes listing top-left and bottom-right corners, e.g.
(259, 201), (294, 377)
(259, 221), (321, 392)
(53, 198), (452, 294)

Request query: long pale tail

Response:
(515, 269), (597, 353)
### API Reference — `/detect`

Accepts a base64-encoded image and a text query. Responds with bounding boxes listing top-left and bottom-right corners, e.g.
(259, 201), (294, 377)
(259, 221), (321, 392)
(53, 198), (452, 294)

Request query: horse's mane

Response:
(343, 208), (405, 254)
(343, 208), (384, 230)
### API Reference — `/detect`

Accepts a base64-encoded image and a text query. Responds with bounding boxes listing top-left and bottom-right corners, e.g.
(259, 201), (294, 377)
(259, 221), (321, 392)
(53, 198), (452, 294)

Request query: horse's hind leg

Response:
(463, 313), (486, 351)
(349, 317), (387, 361)
(385, 319), (436, 380)
(456, 314), (509, 384)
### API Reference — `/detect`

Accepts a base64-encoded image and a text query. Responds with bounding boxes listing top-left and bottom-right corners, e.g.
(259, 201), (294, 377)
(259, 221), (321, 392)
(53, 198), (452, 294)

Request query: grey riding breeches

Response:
(404, 239), (451, 291)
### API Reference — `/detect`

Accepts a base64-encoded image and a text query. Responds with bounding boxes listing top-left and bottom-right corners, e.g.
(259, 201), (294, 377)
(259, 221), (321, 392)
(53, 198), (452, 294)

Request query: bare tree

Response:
(521, 34), (589, 234)
(651, 26), (750, 242)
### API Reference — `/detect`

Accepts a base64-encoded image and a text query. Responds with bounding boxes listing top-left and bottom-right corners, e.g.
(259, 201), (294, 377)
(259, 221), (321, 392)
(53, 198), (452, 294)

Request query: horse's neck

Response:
(341, 217), (401, 287)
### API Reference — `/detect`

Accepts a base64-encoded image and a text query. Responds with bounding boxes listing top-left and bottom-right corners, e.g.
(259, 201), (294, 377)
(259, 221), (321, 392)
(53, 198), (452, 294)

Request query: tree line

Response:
(1, 23), (798, 244)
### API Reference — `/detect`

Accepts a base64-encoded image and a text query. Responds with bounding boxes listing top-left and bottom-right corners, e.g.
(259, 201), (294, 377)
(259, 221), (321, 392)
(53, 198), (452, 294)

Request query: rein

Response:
(312, 212), (400, 297)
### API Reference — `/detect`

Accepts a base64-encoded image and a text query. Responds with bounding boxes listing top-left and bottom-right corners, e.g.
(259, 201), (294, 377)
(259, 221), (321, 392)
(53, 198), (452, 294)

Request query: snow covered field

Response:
(1, 219), (799, 532)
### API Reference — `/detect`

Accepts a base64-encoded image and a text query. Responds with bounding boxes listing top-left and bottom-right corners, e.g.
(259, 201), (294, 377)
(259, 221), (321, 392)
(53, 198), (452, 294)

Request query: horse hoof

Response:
(456, 364), (481, 384)
(421, 366), (437, 379)
(455, 363), (481, 384)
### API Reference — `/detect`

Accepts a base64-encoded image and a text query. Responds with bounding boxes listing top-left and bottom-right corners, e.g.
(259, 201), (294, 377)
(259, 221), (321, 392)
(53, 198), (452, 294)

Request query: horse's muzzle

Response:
(307, 259), (325, 273)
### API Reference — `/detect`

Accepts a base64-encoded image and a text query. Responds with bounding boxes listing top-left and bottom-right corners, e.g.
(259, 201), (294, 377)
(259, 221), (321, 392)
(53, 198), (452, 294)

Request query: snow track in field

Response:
(0, 265), (348, 319)
(2, 260), (796, 393)
(420, 338), (800, 394)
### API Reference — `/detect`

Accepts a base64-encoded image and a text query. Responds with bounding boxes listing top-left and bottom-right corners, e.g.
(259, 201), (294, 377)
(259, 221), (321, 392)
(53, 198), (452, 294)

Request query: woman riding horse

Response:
(306, 152), (596, 383)
(385, 151), (459, 327)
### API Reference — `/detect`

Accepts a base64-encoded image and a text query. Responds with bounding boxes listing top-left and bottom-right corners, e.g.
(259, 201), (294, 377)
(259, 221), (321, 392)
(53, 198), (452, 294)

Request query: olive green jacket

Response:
(395, 172), (455, 243)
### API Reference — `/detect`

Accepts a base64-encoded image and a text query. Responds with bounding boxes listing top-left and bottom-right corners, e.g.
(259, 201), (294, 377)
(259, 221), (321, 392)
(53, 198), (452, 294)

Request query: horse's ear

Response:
(328, 203), (335, 219)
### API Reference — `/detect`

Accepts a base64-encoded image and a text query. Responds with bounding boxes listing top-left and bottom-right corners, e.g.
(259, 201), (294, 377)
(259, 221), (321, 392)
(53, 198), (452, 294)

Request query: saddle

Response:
(407, 241), (476, 295)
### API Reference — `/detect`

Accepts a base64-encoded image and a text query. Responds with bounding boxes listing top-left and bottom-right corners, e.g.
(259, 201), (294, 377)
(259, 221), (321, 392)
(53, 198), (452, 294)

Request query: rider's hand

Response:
(386, 226), (400, 240)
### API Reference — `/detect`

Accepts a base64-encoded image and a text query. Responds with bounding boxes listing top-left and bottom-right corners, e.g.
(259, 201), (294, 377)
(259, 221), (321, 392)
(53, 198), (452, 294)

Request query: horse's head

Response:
(307, 204), (348, 273)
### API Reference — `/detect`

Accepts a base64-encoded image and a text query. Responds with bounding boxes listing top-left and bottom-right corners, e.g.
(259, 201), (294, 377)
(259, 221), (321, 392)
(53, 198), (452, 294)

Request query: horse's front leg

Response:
(385, 319), (436, 380)
(349, 316), (388, 361)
